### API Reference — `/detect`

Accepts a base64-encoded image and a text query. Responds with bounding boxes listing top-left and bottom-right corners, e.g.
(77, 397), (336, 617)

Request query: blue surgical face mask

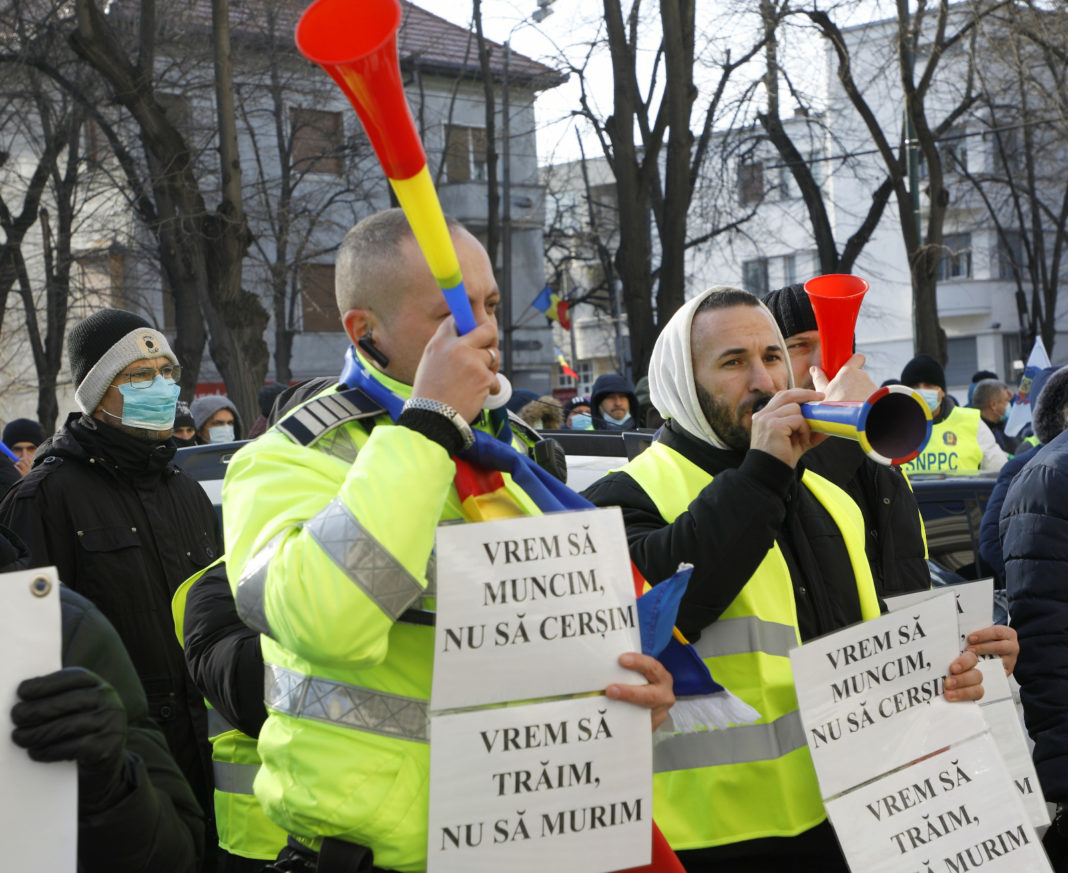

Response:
(208, 424), (235, 444)
(116, 377), (180, 430)
(917, 388), (941, 413)
(569, 413), (592, 430)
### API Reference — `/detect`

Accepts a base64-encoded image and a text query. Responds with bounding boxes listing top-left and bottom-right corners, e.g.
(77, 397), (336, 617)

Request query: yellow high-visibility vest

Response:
(622, 441), (880, 849)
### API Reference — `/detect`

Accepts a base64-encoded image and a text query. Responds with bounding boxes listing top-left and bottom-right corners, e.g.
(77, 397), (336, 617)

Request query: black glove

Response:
(10, 666), (130, 811)
(1045, 804), (1068, 872)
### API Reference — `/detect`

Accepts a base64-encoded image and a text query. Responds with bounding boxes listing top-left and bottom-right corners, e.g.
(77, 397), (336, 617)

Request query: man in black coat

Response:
(762, 284), (932, 597)
(3, 524), (204, 872)
(590, 372), (639, 430)
(1001, 422), (1068, 870)
(0, 308), (221, 852)
(582, 287), (988, 872)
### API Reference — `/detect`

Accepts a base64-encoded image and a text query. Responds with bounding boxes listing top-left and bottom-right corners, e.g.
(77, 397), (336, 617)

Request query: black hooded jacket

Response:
(582, 420), (865, 642)
(802, 438), (931, 597)
(1001, 428), (1068, 804)
(590, 373), (639, 431)
(2, 524), (203, 872)
(0, 413), (221, 817)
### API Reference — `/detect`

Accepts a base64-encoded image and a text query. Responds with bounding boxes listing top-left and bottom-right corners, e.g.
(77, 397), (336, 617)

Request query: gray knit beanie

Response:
(190, 394), (242, 438)
(68, 309), (177, 415)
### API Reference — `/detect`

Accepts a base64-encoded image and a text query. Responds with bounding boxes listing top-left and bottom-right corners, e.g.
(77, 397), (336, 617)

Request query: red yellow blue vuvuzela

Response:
(296, 0), (477, 334)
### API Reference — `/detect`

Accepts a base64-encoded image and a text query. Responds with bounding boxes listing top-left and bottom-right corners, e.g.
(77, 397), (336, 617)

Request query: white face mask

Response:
(208, 424), (235, 444)
(917, 388), (941, 413)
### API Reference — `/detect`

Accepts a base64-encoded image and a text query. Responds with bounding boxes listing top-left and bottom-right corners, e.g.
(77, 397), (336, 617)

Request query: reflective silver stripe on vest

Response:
(235, 531), (286, 638)
(207, 708), (235, 739)
(305, 498), (424, 620)
(653, 710), (806, 772)
(265, 663), (429, 743)
(692, 617), (798, 660)
(314, 426), (360, 465)
(213, 760), (259, 796)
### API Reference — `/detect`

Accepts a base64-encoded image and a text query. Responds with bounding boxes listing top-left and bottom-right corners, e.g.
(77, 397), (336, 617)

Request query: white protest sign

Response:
(427, 697), (651, 873)
(884, 579), (995, 652)
(1, 567), (76, 871)
(432, 508), (640, 709)
(826, 732), (1051, 873)
(790, 593), (986, 797)
(884, 583), (1047, 826)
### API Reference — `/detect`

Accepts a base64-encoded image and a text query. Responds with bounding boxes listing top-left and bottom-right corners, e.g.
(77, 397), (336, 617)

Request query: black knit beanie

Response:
(1033, 366), (1068, 445)
(762, 284), (818, 338)
(67, 309), (177, 414)
(2, 418), (44, 447)
(173, 402), (195, 430)
(901, 354), (947, 392)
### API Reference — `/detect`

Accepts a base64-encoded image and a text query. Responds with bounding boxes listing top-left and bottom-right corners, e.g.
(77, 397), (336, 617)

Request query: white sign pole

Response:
(1, 567), (77, 871)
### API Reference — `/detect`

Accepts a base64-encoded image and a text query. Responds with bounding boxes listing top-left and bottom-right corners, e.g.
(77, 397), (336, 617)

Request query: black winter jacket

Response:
(581, 420), (865, 642)
(0, 413), (221, 817)
(803, 438), (931, 597)
(183, 561), (266, 739)
(979, 445), (1038, 582)
(2, 524), (204, 872)
(1001, 430), (1068, 803)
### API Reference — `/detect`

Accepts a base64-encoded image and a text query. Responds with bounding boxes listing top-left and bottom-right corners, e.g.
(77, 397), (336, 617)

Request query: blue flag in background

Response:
(1006, 337), (1052, 437)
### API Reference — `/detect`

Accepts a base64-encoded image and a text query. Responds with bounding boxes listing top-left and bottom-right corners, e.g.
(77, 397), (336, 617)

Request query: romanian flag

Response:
(555, 346), (579, 381)
(533, 286), (571, 330)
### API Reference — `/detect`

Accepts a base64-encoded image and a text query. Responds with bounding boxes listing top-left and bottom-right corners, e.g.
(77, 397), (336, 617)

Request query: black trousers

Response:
(676, 820), (851, 873)
(266, 840), (398, 873)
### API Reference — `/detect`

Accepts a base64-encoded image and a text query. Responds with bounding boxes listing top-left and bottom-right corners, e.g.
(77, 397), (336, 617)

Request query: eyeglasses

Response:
(112, 365), (182, 388)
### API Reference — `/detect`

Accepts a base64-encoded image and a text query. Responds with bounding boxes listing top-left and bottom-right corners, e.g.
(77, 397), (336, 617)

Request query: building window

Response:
(944, 336), (979, 388)
(301, 263), (337, 332)
(808, 149), (826, 187)
(781, 253), (797, 286)
(84, 118), (109, 165)
(444, 125), (488, 183)
(742, 258), (769, 296)
(940, 129), (967, 174)
(72, 252), (121, 319)
(997, 231), (1025, 280)
(937, 233), (972, 281)
(777, 163), (792, 200)
(587, 183), (619, 234)
(738, 161), (764, 205)
(157, 92), (191, 141)
(291, 108), (343, 175)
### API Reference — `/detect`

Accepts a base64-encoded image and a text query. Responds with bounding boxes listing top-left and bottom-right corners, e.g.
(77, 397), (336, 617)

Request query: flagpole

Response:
(566, 251), (580, 393)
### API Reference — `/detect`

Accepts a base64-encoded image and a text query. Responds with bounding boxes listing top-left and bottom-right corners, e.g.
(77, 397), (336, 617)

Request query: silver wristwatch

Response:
(402, 397), (476, 450)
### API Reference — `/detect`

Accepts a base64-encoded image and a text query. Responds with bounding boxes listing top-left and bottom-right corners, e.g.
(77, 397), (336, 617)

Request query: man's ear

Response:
(342, 309), (372, 345)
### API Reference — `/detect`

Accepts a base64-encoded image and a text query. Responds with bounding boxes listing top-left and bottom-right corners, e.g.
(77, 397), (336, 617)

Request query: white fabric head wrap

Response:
(648, 286), (792, 448)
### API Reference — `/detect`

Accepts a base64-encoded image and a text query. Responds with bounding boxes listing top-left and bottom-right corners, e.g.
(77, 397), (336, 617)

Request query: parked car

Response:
(176, 432), (999, 593)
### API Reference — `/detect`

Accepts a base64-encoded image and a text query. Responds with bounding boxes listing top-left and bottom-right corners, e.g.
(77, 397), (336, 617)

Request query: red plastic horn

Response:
(803, 274), (869, 378)
(295, 0), (424, 180)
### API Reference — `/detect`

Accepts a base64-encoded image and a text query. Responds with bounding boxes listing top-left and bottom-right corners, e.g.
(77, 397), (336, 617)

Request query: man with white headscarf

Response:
(582, 287), (985, 872)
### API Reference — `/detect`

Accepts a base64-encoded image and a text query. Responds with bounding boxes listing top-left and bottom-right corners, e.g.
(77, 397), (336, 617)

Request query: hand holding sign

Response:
(965, 625), (1019, 677)
(943, 650), (984, 702)
(605, 653), (675, 731)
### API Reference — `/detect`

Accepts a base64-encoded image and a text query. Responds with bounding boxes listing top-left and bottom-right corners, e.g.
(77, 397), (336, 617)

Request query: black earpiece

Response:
(358, 333), (390, 369)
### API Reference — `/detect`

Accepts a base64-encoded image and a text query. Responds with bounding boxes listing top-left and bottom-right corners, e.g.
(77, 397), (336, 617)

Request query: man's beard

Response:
(695, 383), (772, 452)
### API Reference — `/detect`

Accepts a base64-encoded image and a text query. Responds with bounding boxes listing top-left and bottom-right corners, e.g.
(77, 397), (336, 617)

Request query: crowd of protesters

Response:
(2, 227), (1067, 871)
